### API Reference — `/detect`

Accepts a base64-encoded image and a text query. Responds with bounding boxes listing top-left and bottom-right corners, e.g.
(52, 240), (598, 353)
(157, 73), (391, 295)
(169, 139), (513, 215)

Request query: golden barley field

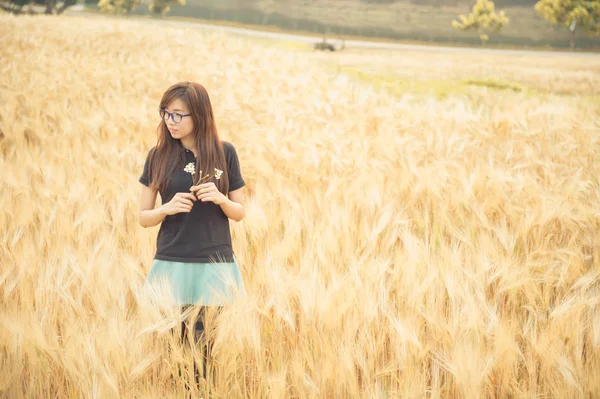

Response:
(1, 12), (600, 399)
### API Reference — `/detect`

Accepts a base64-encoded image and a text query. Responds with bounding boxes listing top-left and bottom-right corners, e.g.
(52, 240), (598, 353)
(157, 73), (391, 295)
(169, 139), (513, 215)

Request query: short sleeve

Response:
(139, 147), (155, 187)
(225, 142), (245, 192)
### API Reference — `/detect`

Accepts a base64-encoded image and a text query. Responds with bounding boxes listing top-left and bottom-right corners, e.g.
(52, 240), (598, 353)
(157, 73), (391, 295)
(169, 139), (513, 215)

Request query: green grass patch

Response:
(463, 78), (523, 92)
(336, 66), (512, 99)
(338, 66), (599, 102)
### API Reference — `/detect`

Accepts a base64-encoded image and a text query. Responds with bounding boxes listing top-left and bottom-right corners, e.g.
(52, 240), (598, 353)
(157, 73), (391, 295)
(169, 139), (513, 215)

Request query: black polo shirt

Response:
(139, 141), (245, 263)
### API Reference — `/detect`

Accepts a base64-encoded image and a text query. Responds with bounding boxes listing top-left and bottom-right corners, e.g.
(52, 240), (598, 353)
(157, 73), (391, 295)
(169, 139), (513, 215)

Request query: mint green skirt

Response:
(143, 256), (246, 306)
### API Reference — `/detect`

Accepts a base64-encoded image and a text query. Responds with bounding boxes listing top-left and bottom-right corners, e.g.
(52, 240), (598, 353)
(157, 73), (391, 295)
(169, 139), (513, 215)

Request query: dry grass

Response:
(1, 12), (600, 399)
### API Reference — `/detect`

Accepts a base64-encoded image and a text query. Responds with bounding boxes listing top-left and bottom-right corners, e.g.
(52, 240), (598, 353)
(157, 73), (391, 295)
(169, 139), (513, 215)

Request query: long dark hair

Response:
(146, 82), (229, 195)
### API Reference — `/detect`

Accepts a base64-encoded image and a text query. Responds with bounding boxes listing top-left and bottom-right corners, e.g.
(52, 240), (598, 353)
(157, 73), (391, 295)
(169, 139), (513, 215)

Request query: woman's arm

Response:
(139, 185), (167, 228)
(140, 207), (167, 228)
(220, 188), (245, 222)
(139, 185), (197, 227)
(191, 183), (246, 222)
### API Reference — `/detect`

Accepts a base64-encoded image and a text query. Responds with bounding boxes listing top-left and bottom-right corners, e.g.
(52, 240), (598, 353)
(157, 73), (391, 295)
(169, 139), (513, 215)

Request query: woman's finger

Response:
(183, 192), (197, 201)
(177, 193), (195, 202)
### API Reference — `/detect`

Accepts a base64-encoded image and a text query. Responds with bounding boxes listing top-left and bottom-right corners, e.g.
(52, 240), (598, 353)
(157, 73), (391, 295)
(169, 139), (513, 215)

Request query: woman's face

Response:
(164, 98), (194, 142)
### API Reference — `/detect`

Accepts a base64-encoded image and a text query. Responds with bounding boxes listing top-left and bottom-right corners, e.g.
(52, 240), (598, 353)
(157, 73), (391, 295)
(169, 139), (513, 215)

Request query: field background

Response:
(102, 0), (600, 49)
(1, 11), (600, 398)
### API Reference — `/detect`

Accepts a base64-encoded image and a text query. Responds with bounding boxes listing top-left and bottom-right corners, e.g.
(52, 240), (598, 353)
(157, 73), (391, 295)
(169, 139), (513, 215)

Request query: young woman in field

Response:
(138, 81), (246, 384)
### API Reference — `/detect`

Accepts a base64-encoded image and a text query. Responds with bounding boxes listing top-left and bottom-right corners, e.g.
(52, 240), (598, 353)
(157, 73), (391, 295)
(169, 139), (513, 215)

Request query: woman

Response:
(138, 81), (246, 384)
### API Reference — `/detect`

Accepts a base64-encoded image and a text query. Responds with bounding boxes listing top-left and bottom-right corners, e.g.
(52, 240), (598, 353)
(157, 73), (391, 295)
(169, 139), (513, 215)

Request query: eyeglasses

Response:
(159, 109), (191, 124)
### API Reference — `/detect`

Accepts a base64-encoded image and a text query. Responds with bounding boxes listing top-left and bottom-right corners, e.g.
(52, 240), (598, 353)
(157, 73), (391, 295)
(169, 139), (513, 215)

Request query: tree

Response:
(1, 0), (32, 15)
(97, 0), (183, 16)
(1, 0), (77, 14)
(535, 0), (600, 50)
(147, 0), (185, 17)
(44, 0), (77, 13)
(452, 0), (509, 45)
(98, 0), (143, 14)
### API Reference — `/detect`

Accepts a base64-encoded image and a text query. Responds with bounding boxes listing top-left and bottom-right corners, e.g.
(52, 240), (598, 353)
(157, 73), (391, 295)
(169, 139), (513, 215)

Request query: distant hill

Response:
(359, 0), (537, 5)
(121, 0), (599, 49)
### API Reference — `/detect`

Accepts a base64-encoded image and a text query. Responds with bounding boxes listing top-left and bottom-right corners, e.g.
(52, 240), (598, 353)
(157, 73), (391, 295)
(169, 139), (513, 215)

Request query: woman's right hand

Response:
(160, 192), (197, 215)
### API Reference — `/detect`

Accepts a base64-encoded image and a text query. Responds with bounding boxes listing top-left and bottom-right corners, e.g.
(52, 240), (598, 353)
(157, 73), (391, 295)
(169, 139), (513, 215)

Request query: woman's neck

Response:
(180, 138), (194, 152)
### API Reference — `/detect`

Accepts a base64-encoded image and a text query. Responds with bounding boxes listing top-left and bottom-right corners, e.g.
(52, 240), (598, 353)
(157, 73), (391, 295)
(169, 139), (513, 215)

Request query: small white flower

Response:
(184, 162), (195, 175)
(214, 168), (223, 179)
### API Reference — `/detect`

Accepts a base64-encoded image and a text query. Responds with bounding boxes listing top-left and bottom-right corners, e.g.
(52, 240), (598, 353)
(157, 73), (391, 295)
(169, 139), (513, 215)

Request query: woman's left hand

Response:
(190, 183), (228, 205)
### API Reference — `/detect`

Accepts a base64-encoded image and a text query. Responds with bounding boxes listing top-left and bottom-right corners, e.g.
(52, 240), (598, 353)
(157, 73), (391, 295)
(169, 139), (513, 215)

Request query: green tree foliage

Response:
(452, 0), (509, 45)
(535, 0), (600, 49)
(44, 0), (77, 13)
(98, 0), (143, 14)
(97, 0), (184, 15)
(3, 0), (32, 14)
(2, 0), (76, 14)
(147, 0), (185, 16)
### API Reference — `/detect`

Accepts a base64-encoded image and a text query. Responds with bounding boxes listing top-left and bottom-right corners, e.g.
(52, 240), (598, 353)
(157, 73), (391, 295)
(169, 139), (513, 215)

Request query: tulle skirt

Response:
(143, 255), (246, 306)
